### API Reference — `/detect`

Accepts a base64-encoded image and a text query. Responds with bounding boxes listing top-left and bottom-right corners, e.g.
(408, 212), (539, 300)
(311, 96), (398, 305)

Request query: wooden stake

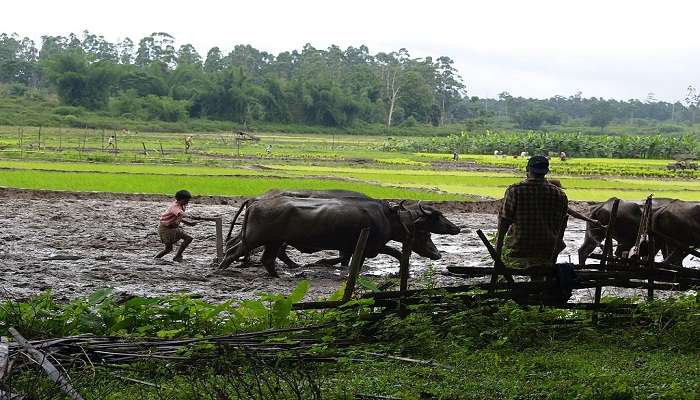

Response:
(594, 199), (619, 322)
(342, 228), (370, 303)
(215, 217), (224, 262)
(399, 240), (412, 294)
(9, 327), (85, 400)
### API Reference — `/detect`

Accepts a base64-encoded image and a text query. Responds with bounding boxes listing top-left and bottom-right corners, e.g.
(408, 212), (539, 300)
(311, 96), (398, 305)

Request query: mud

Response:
(1, 191), (697, 304)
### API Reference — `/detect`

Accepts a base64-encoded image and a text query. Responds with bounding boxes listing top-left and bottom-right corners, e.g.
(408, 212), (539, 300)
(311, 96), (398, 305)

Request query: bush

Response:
(53, 106), (83, 116)
(400, 115), (417, 128)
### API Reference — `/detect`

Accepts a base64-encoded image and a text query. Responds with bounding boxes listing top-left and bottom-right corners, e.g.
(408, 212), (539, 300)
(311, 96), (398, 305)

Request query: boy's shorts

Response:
(158, 224), (187, 245)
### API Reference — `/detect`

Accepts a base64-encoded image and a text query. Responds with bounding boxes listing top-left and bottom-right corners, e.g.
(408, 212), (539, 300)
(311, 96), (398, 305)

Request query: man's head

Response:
(526, 155), (549, 178)
(175, 189), (192, 204)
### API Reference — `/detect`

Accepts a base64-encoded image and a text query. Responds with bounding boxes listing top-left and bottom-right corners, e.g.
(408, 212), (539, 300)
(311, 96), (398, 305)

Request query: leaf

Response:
(328, 285), (345, 301)
(157, 328), (184, 338)
(272, 298), (292, 327)
(288, 280), (310, 303)
(88, 288), (114, 306)
(238, 300), (267, 319)
(357, 276), (380, 293)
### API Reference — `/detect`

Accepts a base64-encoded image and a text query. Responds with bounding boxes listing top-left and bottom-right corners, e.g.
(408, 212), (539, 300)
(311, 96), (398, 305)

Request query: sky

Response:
(4, 0), (699, 102)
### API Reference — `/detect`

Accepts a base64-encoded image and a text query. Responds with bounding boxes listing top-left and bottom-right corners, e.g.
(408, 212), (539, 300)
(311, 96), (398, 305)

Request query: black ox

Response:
(218, 191), (460, 277)
(578, 197), (700, 266)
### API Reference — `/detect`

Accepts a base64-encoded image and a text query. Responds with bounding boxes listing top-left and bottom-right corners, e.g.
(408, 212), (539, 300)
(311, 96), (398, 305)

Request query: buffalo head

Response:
(409, 202), (460, 235)
(411, 230), (441, 260)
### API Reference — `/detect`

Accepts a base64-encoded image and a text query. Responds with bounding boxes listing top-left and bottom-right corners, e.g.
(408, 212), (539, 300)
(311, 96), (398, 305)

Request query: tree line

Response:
(1, 31), (699, 130)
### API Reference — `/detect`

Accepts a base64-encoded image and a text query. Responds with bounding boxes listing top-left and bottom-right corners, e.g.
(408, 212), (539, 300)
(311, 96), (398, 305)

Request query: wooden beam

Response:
(476, 229), (514, 295)
(342, 228), (370, 303)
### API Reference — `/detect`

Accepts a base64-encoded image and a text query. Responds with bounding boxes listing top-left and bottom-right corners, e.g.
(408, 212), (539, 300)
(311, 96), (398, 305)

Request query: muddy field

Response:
(1, 192), (697, 303)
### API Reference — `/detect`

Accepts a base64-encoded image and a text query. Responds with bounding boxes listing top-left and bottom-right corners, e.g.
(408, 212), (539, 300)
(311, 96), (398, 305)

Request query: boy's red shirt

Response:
(160, 201), (186, 227)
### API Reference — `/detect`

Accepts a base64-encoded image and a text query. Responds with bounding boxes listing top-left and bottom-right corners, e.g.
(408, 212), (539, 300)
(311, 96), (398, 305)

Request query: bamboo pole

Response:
(342, 228), (370, 303)
(9, 328), (85, 400)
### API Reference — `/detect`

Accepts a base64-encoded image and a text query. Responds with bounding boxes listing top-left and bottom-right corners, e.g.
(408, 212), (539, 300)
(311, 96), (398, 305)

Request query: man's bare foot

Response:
(173, 256), (184, 262)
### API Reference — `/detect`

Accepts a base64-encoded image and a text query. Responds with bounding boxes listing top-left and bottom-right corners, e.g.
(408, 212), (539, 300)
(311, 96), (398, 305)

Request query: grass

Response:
(1, 158), (698, 201)
(1, 128), (699, 201)
(3, 289), (698, 399)
(0, 168), (467, 201)
(323, 343), (700, 399)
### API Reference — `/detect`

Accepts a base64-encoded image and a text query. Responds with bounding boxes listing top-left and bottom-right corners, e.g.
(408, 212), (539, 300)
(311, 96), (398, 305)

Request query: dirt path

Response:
(1, 192), (696, 304)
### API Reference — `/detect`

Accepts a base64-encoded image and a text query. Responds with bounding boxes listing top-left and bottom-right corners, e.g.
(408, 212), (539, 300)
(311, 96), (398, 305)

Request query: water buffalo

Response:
(652, 200), (700, 265)
(577, 197), (674, 265)
(225, 189), (449, 268)
(218, 195), (460, 277)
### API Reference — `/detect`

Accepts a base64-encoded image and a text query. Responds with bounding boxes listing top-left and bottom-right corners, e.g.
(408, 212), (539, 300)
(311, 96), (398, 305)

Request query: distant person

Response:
(185, 136), (193, 153)
(452, 149), (459, 161)
(155, 190), (197, 262)
(266, 144), (272, 155)
(106, 135), (115, 151)
(559, 151), (567, 162)
(496, 156), (568, 269)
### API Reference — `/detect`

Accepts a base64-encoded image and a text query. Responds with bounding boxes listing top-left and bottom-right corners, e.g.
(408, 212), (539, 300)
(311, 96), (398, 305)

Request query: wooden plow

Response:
(294, 196), (699, 314)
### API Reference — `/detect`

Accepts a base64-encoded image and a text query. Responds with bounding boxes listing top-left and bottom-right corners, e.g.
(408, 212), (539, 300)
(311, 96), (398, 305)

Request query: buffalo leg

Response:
(664, 248), (687, 266)
(261, 243), (282, 278)
(578, 226), (603, 266)
(277, 244), (302, 269)
(310, 256), (343, 267)
(218, 241), (246, 270)
(380, 245), (402, 261)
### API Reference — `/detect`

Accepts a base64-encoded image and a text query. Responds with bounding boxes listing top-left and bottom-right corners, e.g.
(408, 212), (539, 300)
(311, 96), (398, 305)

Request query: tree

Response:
(589, 101), (614, 130)
(203, 47), (224, 73)
(176, 44), (202, 67)
(375, 51), (405, 129)
(117, 38), (134, 64)
(434, 56), (465, 126)
(0, 33), (38, 84)
(685, 85), (700, 124)
(513, 107), (546, 130)
(45, 51), (118, 109)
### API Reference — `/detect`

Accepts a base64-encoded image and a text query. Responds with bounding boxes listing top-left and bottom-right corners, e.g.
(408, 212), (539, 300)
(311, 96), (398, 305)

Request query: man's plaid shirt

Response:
(500, 178), (568, 259)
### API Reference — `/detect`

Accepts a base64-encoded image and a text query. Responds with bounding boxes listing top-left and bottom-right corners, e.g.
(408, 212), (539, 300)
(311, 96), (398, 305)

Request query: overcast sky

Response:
(4, 0), (699, 102)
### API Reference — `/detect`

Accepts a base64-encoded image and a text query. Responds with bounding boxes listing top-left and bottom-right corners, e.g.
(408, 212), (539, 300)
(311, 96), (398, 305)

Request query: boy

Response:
(156, 190), (197, 262)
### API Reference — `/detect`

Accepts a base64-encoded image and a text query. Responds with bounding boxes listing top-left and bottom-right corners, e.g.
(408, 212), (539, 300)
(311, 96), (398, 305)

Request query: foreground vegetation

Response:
(1, 287), (698, 399)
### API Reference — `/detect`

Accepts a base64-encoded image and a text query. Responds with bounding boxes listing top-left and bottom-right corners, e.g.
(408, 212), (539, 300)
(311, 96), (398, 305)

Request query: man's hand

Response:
(495, 217), (512, 261)
(182, 219), (198, 227)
